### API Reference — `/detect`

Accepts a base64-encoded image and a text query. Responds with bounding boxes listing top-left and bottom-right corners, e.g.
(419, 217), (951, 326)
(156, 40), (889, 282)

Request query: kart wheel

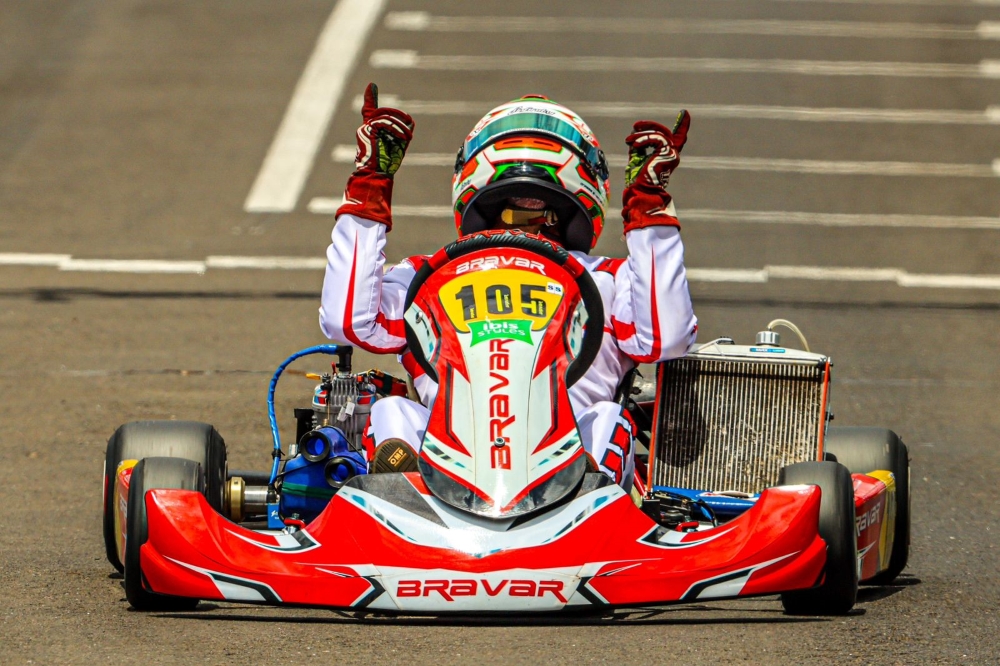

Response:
(825, 427), (910, 584)
(779, 461), (858, 616)
(124, 457), (202, 611)
(103, 421), (227, 572)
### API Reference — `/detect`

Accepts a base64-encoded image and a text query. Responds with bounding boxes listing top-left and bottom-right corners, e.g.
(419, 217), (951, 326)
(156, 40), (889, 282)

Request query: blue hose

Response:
(267, 344), (341, 485)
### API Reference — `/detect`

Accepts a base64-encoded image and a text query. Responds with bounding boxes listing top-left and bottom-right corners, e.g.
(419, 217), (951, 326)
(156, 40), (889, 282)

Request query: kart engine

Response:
(279, 347), (373, 521)
(223, 346), (407, 525)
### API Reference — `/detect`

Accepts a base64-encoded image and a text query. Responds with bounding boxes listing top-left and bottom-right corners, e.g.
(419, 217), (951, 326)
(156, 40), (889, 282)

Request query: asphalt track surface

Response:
(2, 1), (999, 664)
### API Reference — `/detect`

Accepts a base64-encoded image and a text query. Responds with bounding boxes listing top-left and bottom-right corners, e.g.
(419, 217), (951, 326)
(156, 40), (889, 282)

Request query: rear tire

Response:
(825, 427), (910, 584)
(779, 461), (858, 615)
(124, 457), (202, 611)
(103, 421), (227, 571)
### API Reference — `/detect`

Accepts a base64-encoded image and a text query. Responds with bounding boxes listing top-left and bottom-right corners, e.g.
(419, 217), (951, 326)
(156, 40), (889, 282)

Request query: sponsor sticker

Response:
(469, 319), (532, 346)
(396, 578), (567, 603)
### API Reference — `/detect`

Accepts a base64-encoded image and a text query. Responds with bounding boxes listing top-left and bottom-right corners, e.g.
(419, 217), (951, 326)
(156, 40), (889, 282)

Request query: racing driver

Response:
(320, 83), (698, 492)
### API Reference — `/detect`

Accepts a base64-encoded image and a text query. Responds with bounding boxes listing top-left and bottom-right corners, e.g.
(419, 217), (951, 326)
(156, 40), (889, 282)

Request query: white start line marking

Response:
(384, 12), (1000, 41)
(686, 266), (1000, 289)
(243, 0), (386, 214)
(369, 50), (1000, 79)
(741, 0), (1000, 6)
(59, 259), (207, 274)
(308, 199), (1000, 230)
(4, 253), (1000, 290)
(329, 145), (1000, 178)
(0, 255), (326, 274)
(352, 95), (1000, 126)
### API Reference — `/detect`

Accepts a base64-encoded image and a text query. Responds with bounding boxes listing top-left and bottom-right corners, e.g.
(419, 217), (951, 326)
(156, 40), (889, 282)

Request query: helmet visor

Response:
(464, 113), (608, 180)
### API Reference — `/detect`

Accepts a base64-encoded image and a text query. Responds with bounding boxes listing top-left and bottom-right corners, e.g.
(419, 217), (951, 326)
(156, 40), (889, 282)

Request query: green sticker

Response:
(468, 319), (533, 346)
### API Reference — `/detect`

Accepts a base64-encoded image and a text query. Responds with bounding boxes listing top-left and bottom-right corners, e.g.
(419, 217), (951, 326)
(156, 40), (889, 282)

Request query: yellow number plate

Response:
(439, 269), (565, 334)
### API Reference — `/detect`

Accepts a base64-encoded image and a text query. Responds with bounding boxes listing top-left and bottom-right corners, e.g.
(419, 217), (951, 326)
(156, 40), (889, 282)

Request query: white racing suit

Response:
(319, 214), (697, 491)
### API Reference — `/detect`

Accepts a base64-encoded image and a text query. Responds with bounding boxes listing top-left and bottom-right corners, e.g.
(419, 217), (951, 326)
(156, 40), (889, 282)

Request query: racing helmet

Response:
(451, 95), (611, 253)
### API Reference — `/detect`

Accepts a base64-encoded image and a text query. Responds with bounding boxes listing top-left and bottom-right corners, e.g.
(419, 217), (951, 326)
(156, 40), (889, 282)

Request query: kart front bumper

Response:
(139, 473), (827, 612)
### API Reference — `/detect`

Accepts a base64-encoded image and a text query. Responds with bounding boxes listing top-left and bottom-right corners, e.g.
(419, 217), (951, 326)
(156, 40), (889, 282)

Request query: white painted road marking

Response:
(690, 266), (1000, 289)
(979, 21), (1000, 38)
(687, 266), (1000, 289)
(244, 0), (385, 213)
(307, 197), (341, 215)
(370, 50), (1000, 79)
(331, 145), (457, 167)
(385, 12), (1000, 41)
(352, 95), (1000, 126)
(684, 157), (995, 177)
(0, 253), (71, 266)
(309, 199), (1000, 230)
(309, 198), (456, 217)
(679, 209), (1000, 230)
(6, 252), (1000, 289)
(329, 145), (1000, 178)
(59, 259), (207, 274)
(0, 255), (326, 274)
(795, 0), (1000, 4)
(205, 256), (327, 270)
(768, 0), (1000, 5)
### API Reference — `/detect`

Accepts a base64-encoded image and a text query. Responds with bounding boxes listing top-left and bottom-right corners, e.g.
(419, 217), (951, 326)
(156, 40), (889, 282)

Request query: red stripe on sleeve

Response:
(400, 350), (426, 379)
(375, 312), (406, 339)
(341, 237), (406, 355)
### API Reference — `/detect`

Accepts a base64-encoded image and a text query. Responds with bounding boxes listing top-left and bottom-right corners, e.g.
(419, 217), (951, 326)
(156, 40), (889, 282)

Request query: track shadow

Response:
(857, 574), (921, 604)
(884, 574), (921, 586)
(157, 603), (831, 627)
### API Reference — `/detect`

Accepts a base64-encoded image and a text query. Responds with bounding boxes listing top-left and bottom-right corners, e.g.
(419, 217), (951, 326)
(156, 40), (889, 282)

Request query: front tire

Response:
(779, 461), (858, 615)
(103, 421), (227, 571)
(124, 457), (203, 611)
(824, 427), (910, 584)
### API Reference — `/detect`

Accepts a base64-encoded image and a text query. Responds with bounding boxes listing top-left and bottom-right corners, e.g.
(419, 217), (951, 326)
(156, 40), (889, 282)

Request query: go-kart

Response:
(102, 230), (909, 615)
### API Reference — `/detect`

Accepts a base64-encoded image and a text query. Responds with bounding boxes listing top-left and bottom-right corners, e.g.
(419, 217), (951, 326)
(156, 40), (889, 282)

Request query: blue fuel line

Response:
(267, 345), (341, 485)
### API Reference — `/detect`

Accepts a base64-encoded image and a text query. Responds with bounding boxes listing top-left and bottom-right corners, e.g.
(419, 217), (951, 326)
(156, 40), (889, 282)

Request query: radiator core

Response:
(650, 356), (830, 495)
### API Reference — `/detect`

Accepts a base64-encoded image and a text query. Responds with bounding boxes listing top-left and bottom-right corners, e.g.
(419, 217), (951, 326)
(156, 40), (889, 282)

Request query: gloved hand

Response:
(354, 82), (414, 177)
(625, 111), (690, 189)
(622, 111), (690, 232)
(337, 83), (415, 229)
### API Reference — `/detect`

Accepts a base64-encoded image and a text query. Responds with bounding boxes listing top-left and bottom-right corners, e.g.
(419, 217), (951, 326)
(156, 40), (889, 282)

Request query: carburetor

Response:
(291, 347), (373, 456)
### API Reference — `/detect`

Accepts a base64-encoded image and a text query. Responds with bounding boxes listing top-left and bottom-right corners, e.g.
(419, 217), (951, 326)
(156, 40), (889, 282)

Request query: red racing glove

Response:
(337, 83), (415, 229)
(621, 110), (690, 232)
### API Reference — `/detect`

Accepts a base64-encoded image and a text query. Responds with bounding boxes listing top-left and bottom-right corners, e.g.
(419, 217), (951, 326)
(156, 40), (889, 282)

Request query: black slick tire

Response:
(103, 421), (227, 571)
(825, 427), (910, 584)
(779, 461), (858, 616)
(124, 457), (202, 611)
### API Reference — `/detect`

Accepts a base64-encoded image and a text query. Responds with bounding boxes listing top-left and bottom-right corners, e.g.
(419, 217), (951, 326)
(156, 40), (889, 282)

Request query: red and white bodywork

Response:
(130, 233), (835, 612)
(139, 474), (827, 611)
(402, 238), (592, 517)
(854, 471), (898, 582)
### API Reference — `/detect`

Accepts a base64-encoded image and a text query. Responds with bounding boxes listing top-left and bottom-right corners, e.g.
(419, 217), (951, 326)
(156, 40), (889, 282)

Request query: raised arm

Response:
(610, 112), (698, 362)
(318, 83), (415, 353)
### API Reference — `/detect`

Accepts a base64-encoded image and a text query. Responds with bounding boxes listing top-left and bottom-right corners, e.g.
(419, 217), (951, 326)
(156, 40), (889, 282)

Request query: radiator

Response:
(649, 346), (831, 495)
